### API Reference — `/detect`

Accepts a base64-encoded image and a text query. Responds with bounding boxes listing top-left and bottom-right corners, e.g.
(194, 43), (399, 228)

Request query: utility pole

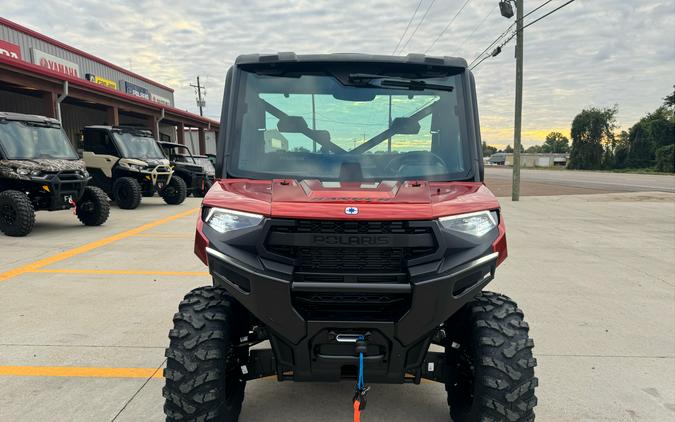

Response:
(190, 76), (206, 117)
(512, 0), (523, 201)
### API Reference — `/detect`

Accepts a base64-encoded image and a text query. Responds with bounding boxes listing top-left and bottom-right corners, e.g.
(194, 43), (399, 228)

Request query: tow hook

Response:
(68, 197), (77, 214)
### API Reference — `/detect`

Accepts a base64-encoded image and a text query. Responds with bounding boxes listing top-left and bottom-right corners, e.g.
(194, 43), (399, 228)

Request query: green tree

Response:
(526, 145), (543, 153)
(504, 145), (514, 153)
(655, 144), (674, 172)
(542, 132), (570, 153)
(568, 106), (617, 170)
(625, 107), (675, 168)
(482, 141), (497, 157)
(664, 85), (675, 108)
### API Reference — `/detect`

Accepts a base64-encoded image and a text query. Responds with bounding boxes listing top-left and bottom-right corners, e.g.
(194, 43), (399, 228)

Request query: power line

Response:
(522, 0), (576, 30)
(469, 22), (515, 66)
(397, 0), (437, 54)
(459, 4), (498, 47)
(392, 0), (425, 54)
(470, 0), (577, 69)
(468, 0), (554, 66)
(424, 0), (473, 53)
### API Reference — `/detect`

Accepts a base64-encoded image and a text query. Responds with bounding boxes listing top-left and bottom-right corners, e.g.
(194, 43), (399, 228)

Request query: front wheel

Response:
(0, 190), (35, 237)
(76, 186), (110, 226)
(113, 177), (142, 209)
(445, 291), (538, 422)
(163, 286), (249, 421)
(161, 175), (187, 205)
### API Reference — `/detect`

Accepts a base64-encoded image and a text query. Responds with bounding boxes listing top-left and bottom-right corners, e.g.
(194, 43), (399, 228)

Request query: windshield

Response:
(113, 133), (165, 159)
(194, 156), (215, 175)
(0, 121), (78, 160)
(229, 69), (472, 181)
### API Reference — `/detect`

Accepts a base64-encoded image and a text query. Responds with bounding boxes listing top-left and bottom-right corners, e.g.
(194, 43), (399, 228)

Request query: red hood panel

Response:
(203, 179), (500, 220)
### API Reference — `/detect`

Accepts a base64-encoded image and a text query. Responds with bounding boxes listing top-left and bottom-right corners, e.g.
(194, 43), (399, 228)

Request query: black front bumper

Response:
(28, 171), (88, 211)
(204, 217), (500, 383)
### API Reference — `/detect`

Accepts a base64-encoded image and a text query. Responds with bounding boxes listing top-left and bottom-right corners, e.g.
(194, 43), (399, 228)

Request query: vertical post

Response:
(198, 127), (206, 155)
(106, 106), (119, 126)
(512, 0), (524, 201)
(177, 122), (185, 145)
(388, 95), (392, 152)
(43, 91), (57, 118)
(147, 115), (158, 138)
(197, 76), (204, 117)
(311, 94), (317, 152)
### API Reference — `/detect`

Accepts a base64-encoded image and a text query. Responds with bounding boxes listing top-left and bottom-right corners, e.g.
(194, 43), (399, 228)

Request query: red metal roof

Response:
(0, 17), (174, 93)
(0, 54), (219, 127)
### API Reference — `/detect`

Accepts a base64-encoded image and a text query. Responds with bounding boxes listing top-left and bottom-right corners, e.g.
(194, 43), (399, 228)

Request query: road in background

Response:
(485, 166), (675, 197)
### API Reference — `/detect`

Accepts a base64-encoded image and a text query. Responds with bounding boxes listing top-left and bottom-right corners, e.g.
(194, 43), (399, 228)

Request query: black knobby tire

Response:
(161, 175), (187, 205)
(0, 190), (35, 237)
(194, 179), (213, 198)
(163, 286), (249, 422)
(76, 186), (110, 226)
(113, 177), (142, 209)
(445, 291), (538, 422)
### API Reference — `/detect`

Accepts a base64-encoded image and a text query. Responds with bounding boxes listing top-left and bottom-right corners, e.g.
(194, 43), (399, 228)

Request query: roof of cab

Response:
(234, 53), (468, 68)
(0, 112), (61, 125)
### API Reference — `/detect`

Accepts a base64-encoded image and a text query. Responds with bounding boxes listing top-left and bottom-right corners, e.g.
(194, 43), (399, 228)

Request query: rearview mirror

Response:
(277, 116), (309, 133)
(391, 117), (421, 135)
(332, 91), (377, 102)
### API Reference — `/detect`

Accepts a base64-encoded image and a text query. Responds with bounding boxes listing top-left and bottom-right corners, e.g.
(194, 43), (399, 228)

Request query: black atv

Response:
(0, 112), (110, 237)
(81, 126), (186, 209)
(159, 142), (215, 197)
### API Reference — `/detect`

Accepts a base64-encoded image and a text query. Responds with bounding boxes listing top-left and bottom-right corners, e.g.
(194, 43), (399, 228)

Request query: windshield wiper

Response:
(349, 74), (454, 92)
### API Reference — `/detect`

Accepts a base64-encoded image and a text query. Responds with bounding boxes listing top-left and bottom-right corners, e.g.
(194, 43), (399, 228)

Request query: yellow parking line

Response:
(0, 208), (199, 283)
(30, 269), (209, 276)
(132, 233), (194, 238)
(0, 365), (163, 379)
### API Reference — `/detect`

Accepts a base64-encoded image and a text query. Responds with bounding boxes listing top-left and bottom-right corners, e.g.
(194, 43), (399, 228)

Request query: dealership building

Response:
(0, 17), (218, 154)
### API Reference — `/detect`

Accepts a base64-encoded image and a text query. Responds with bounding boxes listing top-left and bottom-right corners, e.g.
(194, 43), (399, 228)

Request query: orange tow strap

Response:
(353, 399), (361, 422)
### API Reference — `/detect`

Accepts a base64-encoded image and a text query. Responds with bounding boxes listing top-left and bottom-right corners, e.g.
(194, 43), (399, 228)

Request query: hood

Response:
(1, 158), (85, 172)
(0, 159), (86, 180)
(203, 179), (500, 220)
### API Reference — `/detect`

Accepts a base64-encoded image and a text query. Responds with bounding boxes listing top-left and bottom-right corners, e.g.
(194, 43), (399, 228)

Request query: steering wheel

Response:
(385, 151), (448, 176)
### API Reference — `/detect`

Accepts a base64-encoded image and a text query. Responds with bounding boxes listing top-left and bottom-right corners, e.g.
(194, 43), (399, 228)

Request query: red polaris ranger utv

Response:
(164, 53), (537, 422)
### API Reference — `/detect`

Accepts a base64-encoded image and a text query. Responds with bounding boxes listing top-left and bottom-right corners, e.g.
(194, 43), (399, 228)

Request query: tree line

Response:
(482, 87), (675, 173)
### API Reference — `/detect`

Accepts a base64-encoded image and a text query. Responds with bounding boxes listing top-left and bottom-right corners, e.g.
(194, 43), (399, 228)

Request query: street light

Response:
(499, 0), (515, 18)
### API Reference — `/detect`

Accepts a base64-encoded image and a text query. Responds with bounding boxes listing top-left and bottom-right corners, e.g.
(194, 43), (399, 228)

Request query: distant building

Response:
(488, 153), (569, 168)
(1, 17), (218, 153)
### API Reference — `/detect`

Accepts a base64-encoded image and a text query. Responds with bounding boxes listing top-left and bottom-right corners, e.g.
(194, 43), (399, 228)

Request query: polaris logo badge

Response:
(312, 235), (391, 246)
(345, 206), (359, 215)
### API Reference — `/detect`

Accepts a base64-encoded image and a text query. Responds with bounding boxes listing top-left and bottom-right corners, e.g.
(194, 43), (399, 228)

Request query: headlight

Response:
(82, 169), (90, 178)
(15, 167), (30, 175)
(30, 169), (42, 176)
(204, 207), (263, 234)
(129, 164), (146, 171)
(439, 211), (498, 237)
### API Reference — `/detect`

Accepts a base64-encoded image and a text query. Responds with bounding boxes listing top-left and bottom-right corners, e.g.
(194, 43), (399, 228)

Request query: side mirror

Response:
(277, 116), (309, 133)
(391, 117), (421, 135)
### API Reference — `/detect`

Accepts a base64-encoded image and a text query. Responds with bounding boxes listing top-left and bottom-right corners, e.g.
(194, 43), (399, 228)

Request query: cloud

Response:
(4, 0), (674, 147)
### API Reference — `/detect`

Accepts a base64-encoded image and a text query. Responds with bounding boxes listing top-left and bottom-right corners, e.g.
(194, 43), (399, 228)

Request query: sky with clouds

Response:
(4, 0), (674, 147)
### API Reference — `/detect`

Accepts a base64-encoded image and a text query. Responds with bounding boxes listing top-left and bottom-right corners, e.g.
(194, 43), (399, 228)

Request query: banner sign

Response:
(122, 80), (150, 100)
(31, 48), (80, 77)
(86, 73), (117, 89)
(151, 93), (171, 106)
(0, 40), (22, 60)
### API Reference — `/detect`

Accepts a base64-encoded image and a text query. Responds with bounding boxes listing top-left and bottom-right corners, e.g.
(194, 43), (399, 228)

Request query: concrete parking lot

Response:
(1, 188), (674, 421)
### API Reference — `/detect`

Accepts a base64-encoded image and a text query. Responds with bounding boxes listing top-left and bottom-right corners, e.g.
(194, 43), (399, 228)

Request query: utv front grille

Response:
(45, 171), (87, 195)
(292, 291), (411, 321)
(264, 219), (437, 282)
